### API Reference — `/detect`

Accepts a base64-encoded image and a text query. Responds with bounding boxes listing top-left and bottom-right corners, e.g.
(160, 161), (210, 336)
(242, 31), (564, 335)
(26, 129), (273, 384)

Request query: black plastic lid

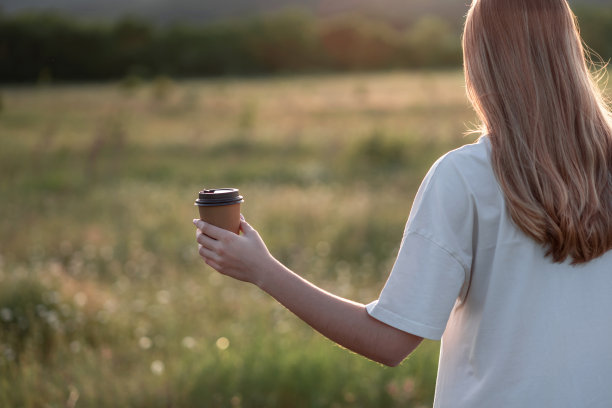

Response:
(195, 188), (244, 207)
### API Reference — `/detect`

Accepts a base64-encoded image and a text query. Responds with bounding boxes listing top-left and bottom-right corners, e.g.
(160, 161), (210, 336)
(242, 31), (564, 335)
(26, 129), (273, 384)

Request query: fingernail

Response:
(192, 219), (199, 225)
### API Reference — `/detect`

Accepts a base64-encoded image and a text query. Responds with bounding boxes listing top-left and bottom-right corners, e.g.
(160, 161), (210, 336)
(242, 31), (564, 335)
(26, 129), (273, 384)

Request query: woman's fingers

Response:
(198, 244), (220, 262)
(199, 244), (223, 270)
(193, 219), (227, 240)
(205, 258), (223, 271)
(194, 220), (236, 272)
(196, 230), (220, 250)
(239, 219), (252, 234)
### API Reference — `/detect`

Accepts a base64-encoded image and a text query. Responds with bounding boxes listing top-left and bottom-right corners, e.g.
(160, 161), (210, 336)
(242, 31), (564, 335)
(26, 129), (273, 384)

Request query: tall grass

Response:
(0, 71), (485, 407)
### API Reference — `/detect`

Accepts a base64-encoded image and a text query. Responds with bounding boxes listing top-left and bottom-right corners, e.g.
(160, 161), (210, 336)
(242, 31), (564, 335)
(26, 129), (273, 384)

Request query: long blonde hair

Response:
(463, 0), (612, 264)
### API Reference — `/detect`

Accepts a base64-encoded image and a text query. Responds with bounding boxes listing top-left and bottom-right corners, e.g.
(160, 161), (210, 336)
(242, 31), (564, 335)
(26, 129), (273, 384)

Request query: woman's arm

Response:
(193, 218), (423, 367)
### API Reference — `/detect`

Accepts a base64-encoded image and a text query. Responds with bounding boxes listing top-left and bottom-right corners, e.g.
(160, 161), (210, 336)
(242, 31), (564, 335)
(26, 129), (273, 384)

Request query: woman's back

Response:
(424, 137), (612, 407)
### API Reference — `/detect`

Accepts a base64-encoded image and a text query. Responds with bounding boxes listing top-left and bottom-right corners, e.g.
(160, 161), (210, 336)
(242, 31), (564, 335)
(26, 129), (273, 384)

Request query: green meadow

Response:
(2, 70), (604, 407)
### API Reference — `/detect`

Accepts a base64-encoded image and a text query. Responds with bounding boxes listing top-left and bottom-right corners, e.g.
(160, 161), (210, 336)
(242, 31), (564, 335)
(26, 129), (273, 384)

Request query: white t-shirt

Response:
(366, 136), (612, 407)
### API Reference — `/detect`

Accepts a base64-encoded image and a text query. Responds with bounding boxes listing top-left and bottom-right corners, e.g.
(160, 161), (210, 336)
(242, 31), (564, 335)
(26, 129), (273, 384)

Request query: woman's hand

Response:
(193, 217), (275, 286)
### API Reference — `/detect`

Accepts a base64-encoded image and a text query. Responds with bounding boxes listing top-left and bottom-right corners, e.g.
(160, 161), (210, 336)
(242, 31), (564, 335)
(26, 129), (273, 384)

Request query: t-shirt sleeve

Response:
(366, 154), (474, 340)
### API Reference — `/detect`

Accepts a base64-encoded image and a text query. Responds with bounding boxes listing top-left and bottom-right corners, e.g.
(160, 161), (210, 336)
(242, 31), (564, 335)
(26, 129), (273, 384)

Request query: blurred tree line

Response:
(0, 6), (611, 83)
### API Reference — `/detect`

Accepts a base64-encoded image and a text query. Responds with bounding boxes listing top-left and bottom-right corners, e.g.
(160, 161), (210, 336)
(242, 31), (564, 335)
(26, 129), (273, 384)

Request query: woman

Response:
(193, 0), (612, 405)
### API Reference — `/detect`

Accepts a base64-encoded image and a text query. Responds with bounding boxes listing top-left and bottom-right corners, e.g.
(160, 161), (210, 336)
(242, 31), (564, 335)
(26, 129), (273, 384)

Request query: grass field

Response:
(0, 70), (520, 407)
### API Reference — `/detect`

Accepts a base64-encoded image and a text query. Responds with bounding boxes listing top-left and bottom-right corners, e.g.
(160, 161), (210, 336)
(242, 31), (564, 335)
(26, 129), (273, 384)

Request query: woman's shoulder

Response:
(441, 135), (491, 165)
(430, 135), (494, 182)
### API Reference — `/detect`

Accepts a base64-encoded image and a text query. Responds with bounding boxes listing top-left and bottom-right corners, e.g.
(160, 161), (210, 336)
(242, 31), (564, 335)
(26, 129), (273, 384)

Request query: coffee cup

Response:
(195, 188), (244, 234)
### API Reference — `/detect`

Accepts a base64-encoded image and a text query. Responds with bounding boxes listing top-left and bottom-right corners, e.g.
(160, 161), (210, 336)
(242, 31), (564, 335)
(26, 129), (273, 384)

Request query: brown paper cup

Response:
(198, 202), (241, 234)
(195, 188), (244, 234)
